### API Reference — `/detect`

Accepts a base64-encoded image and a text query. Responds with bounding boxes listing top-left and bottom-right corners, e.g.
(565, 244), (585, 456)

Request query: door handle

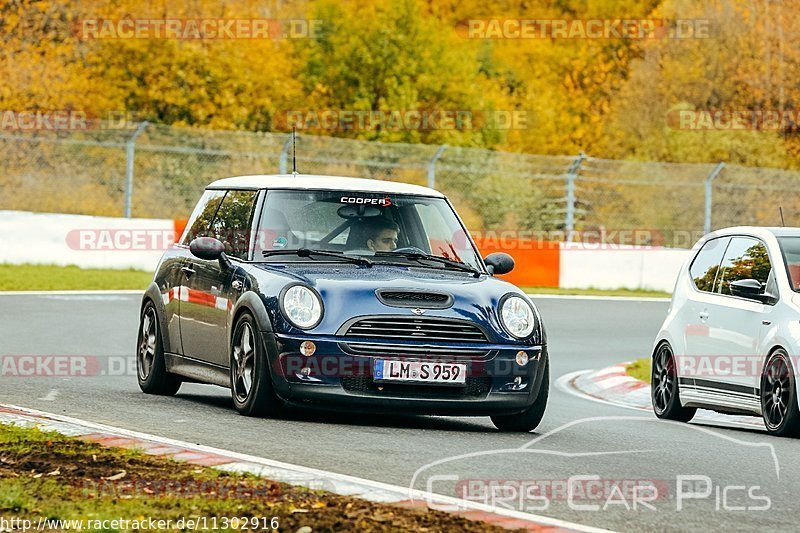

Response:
(699, 311), (709, 320)
(181, 265), (196, 278)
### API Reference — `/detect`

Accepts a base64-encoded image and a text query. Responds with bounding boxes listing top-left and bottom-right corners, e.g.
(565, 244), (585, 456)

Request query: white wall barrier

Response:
(559, 241), (690, 292)
(0, 210), (174, 272)
(0, 210), (691, 292)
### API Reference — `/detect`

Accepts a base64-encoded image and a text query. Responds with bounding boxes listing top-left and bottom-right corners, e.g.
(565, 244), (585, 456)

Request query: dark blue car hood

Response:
(244, 262), (537, 343)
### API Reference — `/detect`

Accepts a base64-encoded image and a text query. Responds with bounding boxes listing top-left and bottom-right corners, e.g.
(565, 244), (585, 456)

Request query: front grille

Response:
(344, 316), (487, 343)
(377, 290), (452, 309)
(341, 375), (492, 399)
(343, 342), (489, 358)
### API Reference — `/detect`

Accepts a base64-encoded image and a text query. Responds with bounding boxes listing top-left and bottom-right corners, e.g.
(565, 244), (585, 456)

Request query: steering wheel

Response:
(393, 246), (426, 255)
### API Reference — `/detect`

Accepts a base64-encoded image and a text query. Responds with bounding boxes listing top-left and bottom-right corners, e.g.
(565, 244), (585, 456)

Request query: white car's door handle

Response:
(699, 311), (709, 320)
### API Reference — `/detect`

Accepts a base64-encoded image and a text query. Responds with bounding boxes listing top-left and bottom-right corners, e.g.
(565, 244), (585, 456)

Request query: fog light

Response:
(300, 367), (311, 377)
(514, 376), (523, 386)
(515, 351), (529, 366)
(300, 341), (316, 356)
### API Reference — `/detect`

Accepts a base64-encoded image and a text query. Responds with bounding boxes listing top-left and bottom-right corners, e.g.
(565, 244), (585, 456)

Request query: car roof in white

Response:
(709, 226), (800, 240)
(206, 174), (445, 198)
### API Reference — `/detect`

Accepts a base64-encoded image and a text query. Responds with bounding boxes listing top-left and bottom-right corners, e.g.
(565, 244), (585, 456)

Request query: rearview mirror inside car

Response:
(337, 205), (383, 219)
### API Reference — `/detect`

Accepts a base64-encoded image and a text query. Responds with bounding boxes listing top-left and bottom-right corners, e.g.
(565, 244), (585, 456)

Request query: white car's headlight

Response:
(500, 295), (536, 339)
(281, 285), (323, 329)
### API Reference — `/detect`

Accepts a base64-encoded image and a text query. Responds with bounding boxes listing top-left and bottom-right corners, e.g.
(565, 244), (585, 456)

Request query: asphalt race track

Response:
(1, 293), (797, 532)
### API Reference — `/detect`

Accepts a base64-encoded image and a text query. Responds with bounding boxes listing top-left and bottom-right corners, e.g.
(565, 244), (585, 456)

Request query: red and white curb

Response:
(559, 364), (765, 430)
(0, 403), (609, 533)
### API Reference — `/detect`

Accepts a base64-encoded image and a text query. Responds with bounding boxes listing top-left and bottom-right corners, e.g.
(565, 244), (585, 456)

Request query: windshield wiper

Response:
(262, 248), (372, 267)
(374, 251), (481, 276)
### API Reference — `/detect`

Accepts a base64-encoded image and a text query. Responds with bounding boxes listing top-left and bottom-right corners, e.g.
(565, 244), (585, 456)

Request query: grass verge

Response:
(0, 423), (511, 532)
(523, 286), (670, 298)
(0, 264), (151, 291)
(625, 358), (651, 382)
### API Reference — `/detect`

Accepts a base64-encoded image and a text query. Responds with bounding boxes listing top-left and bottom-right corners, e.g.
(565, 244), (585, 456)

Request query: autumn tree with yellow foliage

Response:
(2, 0), (799, 167)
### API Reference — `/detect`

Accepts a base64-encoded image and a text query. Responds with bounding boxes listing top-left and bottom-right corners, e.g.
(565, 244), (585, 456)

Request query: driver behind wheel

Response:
(365, 218), (399, 252)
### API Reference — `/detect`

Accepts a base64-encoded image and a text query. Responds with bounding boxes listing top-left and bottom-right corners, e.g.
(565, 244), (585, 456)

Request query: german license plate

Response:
(373, 360), (467, 385)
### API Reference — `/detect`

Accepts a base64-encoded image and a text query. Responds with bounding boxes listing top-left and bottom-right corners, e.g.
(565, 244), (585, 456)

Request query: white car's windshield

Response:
(254, 189), (482, 270)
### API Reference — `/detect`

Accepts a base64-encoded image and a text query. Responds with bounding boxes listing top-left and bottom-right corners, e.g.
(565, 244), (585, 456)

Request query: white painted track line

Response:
(1, 403), (612, 533)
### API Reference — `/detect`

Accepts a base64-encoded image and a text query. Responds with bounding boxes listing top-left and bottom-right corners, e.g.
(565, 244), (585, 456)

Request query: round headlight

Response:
(500, 295), (535, 339)
(281, 285), (323, 329)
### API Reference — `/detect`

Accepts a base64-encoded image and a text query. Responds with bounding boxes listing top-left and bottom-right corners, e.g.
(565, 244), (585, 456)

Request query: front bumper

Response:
(267, 333), (547, 416)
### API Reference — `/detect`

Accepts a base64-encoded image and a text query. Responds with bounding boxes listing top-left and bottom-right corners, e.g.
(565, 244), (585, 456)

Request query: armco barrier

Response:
(0, 211), (689, 291)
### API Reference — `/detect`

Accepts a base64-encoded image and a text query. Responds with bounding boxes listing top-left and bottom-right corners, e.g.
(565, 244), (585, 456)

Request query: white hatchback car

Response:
(652, 227), (800, 436)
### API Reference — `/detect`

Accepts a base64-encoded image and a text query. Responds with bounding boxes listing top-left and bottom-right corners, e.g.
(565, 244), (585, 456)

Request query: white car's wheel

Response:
(651, 342), (695, 423)
(761, 349), (800, 437)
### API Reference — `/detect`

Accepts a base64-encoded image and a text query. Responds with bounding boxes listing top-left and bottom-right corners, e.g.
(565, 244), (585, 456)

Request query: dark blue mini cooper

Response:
(137, 175), (549, 431)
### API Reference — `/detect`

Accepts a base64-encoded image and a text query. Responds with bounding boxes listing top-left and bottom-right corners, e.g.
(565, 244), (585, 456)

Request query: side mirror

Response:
(484, 252), (515, 275)
(189, 237), (232, 269)
(729, 278), (772, 302)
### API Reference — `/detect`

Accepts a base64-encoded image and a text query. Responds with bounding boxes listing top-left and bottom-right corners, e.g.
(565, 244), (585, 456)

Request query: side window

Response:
(208, 190), (259, 261)
(689, 237), (728, 292)
(714, 237), (772, 295)
(181, 190), (226, 245)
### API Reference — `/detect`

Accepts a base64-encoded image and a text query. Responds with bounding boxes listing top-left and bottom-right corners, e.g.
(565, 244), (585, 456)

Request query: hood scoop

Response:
(376, 290), (453, 309)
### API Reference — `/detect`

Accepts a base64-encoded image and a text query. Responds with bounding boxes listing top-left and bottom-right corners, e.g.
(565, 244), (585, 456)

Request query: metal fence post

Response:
(124, 121), (149, 218)
(703, 162), (726, 234)
(427, 145), (447, 189)
(278, 135), (293, 174)
(564, 152), (586, 234)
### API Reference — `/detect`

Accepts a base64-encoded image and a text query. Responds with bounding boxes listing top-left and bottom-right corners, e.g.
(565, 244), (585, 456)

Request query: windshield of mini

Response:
(778, 237), (800, 292)
(254, 189), (482, 270)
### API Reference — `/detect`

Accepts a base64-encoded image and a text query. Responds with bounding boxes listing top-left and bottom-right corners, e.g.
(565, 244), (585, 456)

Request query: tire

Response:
(230, 313), (283, 417)
(761, 349), (800, 437)
(137, 301), (181, 396)
(651, 342), (695, 423)
(491, 356), (549, 432)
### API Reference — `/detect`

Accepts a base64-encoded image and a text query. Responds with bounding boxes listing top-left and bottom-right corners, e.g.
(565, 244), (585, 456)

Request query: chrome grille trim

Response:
(341, 342), (490, 358)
